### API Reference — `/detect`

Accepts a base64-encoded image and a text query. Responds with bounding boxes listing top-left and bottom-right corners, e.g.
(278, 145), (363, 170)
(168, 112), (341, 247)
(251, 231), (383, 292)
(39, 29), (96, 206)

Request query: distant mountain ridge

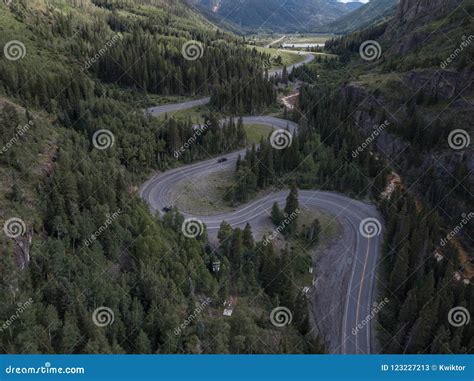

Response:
(323, 0), (399, 33)
(187, 0), (364, 33)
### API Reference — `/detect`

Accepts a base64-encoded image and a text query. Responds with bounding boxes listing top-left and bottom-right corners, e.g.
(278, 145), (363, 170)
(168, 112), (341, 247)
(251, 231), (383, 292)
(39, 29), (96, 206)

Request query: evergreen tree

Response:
(242, 223), (254, 249)
(271, 202), (284, 226)
(284, 184), (299, 235)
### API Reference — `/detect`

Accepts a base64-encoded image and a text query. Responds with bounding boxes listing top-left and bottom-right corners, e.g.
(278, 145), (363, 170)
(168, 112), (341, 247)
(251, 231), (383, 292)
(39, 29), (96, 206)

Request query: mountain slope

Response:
(292, 0), (473, 354)
(188, 0), (364, 33)
(324, 0), (399, 33)
(0, 0), (311, 355)
(324, 0), (473, 228)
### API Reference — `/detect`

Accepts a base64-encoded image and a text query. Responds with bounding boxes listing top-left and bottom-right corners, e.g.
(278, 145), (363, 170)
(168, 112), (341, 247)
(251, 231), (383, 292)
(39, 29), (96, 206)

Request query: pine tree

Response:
(284, 184), (299, 235)
(303, 218), (321, 244)
(230, 228), (243, 270)
(242, 223), (254, 249)
(285, 184), (299, 217)
(218, 221), (233, 256)
(259, 242), (278, 295)
(271, 202), (284, 226)
(281, 66), (289, 84)
(406, 299), (439, 353)
(389, 246), (409, 299)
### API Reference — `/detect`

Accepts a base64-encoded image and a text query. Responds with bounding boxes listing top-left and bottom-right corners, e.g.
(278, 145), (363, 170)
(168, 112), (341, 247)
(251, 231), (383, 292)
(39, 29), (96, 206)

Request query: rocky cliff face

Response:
(340, 0), (473, 262)
(343, 84), (407, 158)
(345, 69), (473, 177)
(395, 0), (461, 25)
(347, 0), (473, 175)
(384, 0), (463, 53)
(14, 233), (32, 270)
(404, 68), (474, 101)
(344, 85), (473, 256)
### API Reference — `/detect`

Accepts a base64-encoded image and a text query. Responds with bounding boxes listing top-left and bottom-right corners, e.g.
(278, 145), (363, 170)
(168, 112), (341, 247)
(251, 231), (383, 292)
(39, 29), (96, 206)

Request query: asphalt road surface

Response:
(146, 97), (211, 117)
(145, 53), (315, 118)
(140, 112), (383, 354)
(269, 51), (315, 77)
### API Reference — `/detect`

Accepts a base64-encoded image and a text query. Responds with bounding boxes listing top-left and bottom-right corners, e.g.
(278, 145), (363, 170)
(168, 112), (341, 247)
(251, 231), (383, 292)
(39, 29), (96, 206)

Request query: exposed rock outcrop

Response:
(384, 0), (463, 54)
(14, 233), (32, 270)
(344, 74), (473, 180)
(404, 69), (474, 100)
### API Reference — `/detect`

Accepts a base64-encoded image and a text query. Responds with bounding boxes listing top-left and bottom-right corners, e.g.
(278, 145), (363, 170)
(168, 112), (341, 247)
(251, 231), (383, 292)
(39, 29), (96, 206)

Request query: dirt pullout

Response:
(308, 214), (355, 354)
(170, 168), (236, 216)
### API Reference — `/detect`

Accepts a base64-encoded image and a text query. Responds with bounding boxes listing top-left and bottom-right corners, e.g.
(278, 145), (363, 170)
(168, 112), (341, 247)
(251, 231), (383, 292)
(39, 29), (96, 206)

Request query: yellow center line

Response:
(354, 238), (371, 353)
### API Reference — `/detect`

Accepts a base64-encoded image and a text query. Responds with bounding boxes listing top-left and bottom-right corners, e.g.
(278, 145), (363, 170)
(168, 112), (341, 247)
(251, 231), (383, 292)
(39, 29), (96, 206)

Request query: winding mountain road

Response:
(146, 97), (211, 118)
(145, 52), (315, 117)
(140, 110), (383, 354)
(269, 51), (315, 77)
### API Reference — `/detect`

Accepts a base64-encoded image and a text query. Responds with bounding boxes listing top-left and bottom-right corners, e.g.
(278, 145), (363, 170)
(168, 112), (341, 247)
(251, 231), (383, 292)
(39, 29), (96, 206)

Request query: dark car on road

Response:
(162, 206), (172, 213)
(217, 158), (228, 163)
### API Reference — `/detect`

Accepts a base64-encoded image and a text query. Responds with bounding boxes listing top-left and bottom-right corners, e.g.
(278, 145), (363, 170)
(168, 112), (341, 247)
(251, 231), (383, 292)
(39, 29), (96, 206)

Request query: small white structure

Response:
(223, 305), (233, 317)
(212, 261), (221, 273)
(223, 300), (234, 316)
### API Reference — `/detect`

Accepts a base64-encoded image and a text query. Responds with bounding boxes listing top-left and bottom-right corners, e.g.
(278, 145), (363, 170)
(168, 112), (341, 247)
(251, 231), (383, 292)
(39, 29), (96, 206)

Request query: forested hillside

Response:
(0, 0), (310, 354)
(224, 93), (386, 205)
(1, 0), (472, 356)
